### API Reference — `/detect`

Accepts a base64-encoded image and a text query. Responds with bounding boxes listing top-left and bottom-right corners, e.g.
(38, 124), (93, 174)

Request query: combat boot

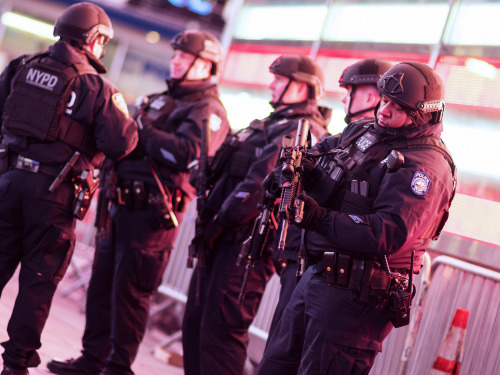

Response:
(46, 356), (102, 375)
(1, 366), (29, 375)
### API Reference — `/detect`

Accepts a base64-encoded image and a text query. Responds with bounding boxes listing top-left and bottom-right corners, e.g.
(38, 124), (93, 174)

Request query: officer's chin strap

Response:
(269, 78), (293, 109)
(344, 106), (377, 124)
(344, 86), (378, 124)
(168, 57), (198, 95)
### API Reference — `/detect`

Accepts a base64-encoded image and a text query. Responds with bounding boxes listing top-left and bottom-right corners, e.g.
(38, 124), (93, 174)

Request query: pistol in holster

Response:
(73, 170), (99, 220)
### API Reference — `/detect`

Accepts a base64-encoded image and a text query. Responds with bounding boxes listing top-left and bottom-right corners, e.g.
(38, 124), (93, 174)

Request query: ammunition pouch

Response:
(73, 170), (99, 220)
(340, 190), (375, 215)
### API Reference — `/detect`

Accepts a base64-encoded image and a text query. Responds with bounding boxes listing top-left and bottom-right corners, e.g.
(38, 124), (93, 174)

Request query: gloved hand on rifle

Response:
(294, 193), (327, 231)
(263, 167), (283, 199)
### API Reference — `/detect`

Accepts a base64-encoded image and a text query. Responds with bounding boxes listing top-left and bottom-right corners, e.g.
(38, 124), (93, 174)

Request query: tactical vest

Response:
(312, 121), (456, 240)
(2, 53), (103, 164)
(209, 119), (267, 183)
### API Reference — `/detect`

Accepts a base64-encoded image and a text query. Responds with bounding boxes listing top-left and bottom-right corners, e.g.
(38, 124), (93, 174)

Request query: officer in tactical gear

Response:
(46, 29), (229, 375)
(257, 62), (456, 375)
(262, 58), (393, 346)
(0, 3), (138, 375)
(181, 55), (331, 375)
(339, 58), (394, 124)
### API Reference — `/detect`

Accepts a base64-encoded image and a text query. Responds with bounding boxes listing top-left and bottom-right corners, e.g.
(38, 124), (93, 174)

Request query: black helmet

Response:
(339, 59), (393, 88)
(171, 30), (222, 76)
(269, 55), (325, 101)
(54, 2), (113, 45)
(378, 61), (445, 124)
(339, 59), (393, 124)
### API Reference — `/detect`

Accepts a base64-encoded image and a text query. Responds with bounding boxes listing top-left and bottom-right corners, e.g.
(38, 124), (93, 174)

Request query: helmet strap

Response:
(270, 78), (293, 109)
(169, 56), (198, 94)
(345, 86), (376, 124)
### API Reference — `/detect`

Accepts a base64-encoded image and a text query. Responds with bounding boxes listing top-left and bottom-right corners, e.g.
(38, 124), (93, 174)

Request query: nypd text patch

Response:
(411, 171), (431, 196)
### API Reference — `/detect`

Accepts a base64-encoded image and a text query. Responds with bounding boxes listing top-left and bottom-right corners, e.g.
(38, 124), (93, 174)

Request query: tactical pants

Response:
(257, 264), (389, 375)
(0, 170), (76, 368)
(182, 240), (275, 375)
(266, 260), (298, 347)
(79, 204), (182, 375)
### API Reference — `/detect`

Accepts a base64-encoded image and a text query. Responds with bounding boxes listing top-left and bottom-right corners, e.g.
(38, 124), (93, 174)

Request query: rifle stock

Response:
(187, 119), (210, 305)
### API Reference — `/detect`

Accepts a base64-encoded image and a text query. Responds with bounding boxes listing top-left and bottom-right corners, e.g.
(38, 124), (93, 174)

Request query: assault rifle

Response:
(236, 119), (310, 303)
(277, 118), (310, 252)
(187, 119), (210, 305)
(237, 188), (279, 304)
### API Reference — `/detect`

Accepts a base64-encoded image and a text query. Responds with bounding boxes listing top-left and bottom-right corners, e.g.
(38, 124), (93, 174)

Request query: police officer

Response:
(46, 30), (230, 375)
(257, 62), (456, 375)
(181, 55), (331, 375)
(0, 3), (138, 375)
(339, 58), (393, 124)
(263, 58), (393, 344)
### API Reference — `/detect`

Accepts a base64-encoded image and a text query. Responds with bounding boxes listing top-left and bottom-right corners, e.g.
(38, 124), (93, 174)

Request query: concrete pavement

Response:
(0, 265), (184, 375)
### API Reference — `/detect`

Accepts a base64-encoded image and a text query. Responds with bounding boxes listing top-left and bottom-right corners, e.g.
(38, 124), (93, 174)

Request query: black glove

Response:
(300, 157), (317, 191)
(263, 167), (282, 198)
(294, 193), (327, 230)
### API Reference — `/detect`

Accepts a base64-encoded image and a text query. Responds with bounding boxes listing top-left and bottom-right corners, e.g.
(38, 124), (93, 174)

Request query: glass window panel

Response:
(322, 0), (450, 44)
(444, 0), (500, 46)
(233, 2), (327, 41)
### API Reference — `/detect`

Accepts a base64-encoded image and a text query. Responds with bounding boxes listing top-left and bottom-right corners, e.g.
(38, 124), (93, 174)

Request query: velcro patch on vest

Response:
(150, 95), (167, 110)
(112, 93), (129, 117)
(235, 191), (250, 200)
(411, 171), (431, 196)
(355, 132), (379, 152)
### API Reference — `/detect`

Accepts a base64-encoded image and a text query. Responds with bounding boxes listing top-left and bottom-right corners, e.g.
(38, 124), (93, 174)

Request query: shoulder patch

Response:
(209, 113), (222, 132)
(150, 96), (167, 110)
(348, 215), (365, 224)
(411, 171), (431, 196)
(112, 93), (129, 117)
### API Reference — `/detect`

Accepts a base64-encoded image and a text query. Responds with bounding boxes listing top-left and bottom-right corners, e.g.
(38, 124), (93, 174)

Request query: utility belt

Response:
(6, 153), (98, 221)
(323, 251), (414, 327)
(8, 154), (62, 176)
(115, 180), (185, 213)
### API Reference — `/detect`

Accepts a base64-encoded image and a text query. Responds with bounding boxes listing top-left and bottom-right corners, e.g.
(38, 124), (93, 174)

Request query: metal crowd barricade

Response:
(404, 256), (500, 375)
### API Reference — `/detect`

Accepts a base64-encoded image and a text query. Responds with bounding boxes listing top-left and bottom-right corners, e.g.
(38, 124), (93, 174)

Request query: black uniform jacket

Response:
(304, 118), (456, 271)
(0, 40), (138, 170)
(207, 101), (331, 240)
(115, 80), (230, 200)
